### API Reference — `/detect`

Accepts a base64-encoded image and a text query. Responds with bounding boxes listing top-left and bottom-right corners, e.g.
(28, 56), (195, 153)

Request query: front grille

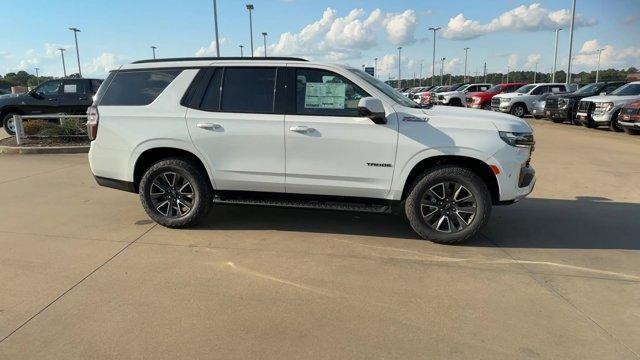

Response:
(577, 100), (593, 112)
(545, 98), (559, 109)
(437, 95), (444, 101)
(491, 98), (500, 107)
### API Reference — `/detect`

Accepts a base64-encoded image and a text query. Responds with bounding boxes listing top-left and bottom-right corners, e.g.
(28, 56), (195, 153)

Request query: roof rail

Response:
(132, 57), (308, 64)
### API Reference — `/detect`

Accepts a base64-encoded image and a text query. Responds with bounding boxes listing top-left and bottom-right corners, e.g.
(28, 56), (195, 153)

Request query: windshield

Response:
(456, 85), (470, 92)
(574, 83), (602, 95)
(348, 68), (419, 108)
(515, 84), (536, 94)
(486, 85), (503, 93)
(611, 83), (640, 96)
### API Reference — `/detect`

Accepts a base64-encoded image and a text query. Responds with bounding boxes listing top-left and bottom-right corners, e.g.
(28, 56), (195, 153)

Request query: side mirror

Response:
(358, 97), (387, 124)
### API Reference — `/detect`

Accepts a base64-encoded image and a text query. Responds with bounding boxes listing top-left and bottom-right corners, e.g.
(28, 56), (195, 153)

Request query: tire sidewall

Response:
(139, 159), (210, 228)
(2, 113), (17, 135)
(405, 166), (492, 244)
(511, 104), (525, 117)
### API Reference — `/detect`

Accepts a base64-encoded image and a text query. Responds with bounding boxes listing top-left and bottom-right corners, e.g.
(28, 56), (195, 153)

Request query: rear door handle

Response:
(289, 125), (314, 133)
(196, 123), (221, 130)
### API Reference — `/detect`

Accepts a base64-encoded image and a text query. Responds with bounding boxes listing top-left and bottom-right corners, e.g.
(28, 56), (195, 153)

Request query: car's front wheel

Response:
(2, 113), (18, 135)
(482, 102), (492, 110)
(139, 158), (212, 228)
(608, 111), (623, 132)
(510, 104), (526, 118)
(404, 166), (492, 244)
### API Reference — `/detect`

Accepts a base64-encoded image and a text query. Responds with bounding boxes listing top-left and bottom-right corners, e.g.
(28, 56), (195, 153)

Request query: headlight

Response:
(499, 131), (535, 147)
(500, 98), (511, 103)
(596, 102), (614, 112)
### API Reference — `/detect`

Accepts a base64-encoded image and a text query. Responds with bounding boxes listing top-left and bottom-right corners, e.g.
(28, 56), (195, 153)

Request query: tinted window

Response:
(296, 68), (370, 116)
(220, 67), (276, 113)
(91, 79), (103, 93)
(604, 83), (624, 93)
(37, 80), (62, 96)
(63, 80), (85, 94)
(531, 86), (547, 95)
(549, 85), (564, 93)
(100, 70), (181, 106)
(200, 68), (223, 111)
(612, 83), (640, 96)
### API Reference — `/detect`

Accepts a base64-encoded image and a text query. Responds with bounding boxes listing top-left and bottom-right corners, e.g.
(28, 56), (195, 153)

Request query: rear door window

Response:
(549, 85), (564, 93)
(63, 80), (85, 94)
(531, 86), (547, 95)
(100, 70), (181, 106)
(220, 67), (276, 113)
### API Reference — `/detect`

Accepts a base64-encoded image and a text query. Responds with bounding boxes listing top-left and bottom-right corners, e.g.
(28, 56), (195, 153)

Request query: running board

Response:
(213, 194), (392, 214)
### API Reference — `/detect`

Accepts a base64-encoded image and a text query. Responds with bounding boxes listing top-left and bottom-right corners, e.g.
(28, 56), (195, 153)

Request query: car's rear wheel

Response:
(404, 166), (492, 244)
(2, 113), (18, 135)
(510, 104), (526, 118)
(551, 118), (564, 123)
(139, 158), (212, 228)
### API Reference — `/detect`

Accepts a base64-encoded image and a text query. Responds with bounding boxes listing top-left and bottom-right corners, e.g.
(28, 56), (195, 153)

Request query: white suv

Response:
(88, 57), (536, 244)
(492, 83), (570, 117)
(436, 83), (492, 106)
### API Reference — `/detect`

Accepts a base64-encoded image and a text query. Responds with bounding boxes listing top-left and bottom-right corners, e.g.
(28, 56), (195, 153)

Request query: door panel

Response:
(285, 114), (398, 198)
(59, 80), (91, 113)
(28, 80), (61, 115)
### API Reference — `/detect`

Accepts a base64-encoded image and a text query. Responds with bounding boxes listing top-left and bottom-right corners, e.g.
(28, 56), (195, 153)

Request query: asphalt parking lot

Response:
(1, 121), (639, 359)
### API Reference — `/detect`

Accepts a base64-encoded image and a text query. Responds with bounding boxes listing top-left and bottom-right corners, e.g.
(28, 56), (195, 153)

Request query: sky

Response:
(1, 0), (639, 81)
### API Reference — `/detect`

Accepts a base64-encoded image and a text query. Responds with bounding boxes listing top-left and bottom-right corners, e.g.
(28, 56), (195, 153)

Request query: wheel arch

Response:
(400, 155), (500, 204)
(512, 101), (529, 114)
(0, 106), (25, 121)
(132, 147), (213, 193)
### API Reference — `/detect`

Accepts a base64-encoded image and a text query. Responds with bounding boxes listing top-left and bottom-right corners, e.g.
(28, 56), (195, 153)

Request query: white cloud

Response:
(573, 39), (639, 69)
(44, 43), (72, 59)
(444, 58), (461, 73)
(255, 7), (416, 61)
(195, 38), (227, 57)
(383, 10), (417, 46)
(442, 3), (597, 40)
(83, 53), (124, 75)
(524, 54), (542, 69)
(508, 54), (519, 69)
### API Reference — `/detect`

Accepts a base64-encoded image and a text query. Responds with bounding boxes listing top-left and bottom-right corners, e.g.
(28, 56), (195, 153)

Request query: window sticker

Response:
(304, 82), (346, 109)
(64, 84), (77, 93)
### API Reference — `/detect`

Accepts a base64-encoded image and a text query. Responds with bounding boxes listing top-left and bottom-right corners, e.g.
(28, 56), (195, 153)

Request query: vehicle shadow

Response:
(196, 196), (640, 250)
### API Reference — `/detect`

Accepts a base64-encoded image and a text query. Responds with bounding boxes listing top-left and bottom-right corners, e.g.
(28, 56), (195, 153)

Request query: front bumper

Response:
(488, 144), (536, 203)
(619, 121), (640, 129)
(545, 108), (570, 120)
(531, 108), (546, 117)
(591, 112), (614, 125)
(493, 102), (512, 113)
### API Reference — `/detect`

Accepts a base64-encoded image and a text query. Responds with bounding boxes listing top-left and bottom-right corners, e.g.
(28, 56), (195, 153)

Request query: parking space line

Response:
(0, 224), (157, 345)
(481, 234), (640, 359)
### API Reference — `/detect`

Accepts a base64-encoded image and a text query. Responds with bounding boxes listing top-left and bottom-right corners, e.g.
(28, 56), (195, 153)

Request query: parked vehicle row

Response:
(492, 83), (571, 118)
(575, 81), (640, 132)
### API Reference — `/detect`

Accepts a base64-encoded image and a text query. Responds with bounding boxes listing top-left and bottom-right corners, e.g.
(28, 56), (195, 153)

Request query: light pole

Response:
(595, 48), (604, 82)
(374, 57), (378, 78)
(151, 46), (157, 59)
(59, 48), (67, 77)
(463, 47), (470, 82)
(213, 0), (220, 57)
(483, 62), (487, 83)
(566, 0), (577, 84)
(552, 28), (562, 82)
(34, 67), (39, 85)
(397, 47), (402, 89)
(428, 26), (441, 86)
(440, 57), (446, 86)
(419, 61), (423, 86)
(261, 32), (267, 57)
(69, 27), (82, 77)
(246, 4), (255, 57)
(239, 45), (244, 57)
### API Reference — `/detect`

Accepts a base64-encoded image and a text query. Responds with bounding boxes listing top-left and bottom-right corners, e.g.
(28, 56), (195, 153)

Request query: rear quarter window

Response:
(99, 70), (181, 106)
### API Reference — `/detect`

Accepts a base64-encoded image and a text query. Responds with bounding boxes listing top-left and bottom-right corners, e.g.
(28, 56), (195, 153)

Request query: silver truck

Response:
(491, 83), (569, 117)
(436, 83), (492, 107)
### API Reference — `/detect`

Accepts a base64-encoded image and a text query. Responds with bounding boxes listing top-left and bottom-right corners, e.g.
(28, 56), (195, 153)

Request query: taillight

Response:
(87, 106), (99, 140)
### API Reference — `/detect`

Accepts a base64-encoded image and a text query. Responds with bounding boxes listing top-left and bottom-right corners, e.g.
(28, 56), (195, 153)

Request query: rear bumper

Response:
(94, 176), (136, 193)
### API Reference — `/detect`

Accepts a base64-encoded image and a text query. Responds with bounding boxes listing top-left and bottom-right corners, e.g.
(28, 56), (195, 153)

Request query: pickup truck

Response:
(492, 83), (570, 117)
(0, 77), (103, 135)
(544, 82), (627, 124)
(436, 83), (492, 107)
(465, 82), (527, 110)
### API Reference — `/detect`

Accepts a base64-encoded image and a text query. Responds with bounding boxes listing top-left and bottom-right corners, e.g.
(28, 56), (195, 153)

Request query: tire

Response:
(139, 158), (212, 228)
(2, 113), (18, 135)
(608, 111), (623, 132)
(623, 128), (640, 135)
(534, 115), (542, 120)
(404, 165), (492, 244)
(450, 99), (462, 107)
(551, 118), (564, 123)
(582, 121), (596, 129)
(510, 104), (526, 118)
(482, 103), (491, 111)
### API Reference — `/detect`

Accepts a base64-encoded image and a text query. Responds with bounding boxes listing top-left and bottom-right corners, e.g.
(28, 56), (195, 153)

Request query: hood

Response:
(466, 91), (495, 99)
(581, 94), (640, 104)
(495, 92), (529, 100)
(411, 104), (532, 133)
(0, 92), (29, 105)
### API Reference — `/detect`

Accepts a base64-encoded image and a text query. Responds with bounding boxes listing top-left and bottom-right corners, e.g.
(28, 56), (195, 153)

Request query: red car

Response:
(619, 100), (640, 135)
(465, 82), (528, 110)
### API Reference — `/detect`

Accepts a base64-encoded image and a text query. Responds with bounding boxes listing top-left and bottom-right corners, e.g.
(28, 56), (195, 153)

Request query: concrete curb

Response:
(0, 145), (89, 154)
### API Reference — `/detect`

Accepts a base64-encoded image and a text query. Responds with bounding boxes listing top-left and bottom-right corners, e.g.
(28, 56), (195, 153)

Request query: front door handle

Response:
(196, 123), (221, 130)
(289, 125), (314, 133)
